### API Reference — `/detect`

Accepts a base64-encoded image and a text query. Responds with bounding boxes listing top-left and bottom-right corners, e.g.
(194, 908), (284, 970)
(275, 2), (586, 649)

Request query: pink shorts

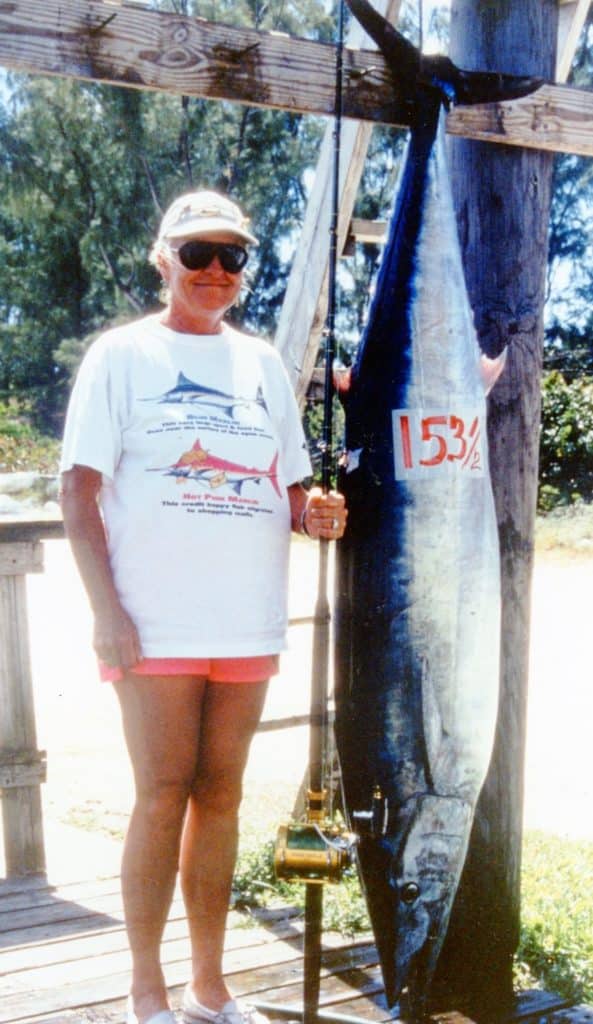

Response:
(99, 655), (280, 684)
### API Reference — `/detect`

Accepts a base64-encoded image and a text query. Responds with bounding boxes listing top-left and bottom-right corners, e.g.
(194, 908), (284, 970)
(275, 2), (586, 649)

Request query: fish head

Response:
(362, 796), (472, 1016)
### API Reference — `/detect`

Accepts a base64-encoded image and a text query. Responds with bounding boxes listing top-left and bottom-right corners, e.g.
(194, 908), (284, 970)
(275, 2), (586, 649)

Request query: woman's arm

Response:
(60, 465), (142, 670)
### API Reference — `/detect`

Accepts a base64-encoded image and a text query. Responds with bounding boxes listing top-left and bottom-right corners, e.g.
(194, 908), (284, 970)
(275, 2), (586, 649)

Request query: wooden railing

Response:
(0, 520), (63, 876)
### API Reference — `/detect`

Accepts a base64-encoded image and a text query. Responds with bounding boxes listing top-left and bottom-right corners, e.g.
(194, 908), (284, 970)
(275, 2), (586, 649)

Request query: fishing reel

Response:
(274, 789), (357, 885)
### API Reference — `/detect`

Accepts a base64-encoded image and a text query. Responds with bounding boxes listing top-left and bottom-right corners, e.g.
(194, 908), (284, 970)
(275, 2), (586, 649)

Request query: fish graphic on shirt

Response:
(150, 439), (282, 498)
(142, 372), (269, 421)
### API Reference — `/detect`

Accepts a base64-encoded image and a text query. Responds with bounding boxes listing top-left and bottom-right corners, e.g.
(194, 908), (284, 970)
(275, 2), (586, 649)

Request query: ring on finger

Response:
(331, 517), (339, 530)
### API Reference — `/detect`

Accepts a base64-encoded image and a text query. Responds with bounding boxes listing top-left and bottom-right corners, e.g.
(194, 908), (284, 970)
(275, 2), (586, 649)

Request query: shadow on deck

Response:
(1, 873), (592, 1024)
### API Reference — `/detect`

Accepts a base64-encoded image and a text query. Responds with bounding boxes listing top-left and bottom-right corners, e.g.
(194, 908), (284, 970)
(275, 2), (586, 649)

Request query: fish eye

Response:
(400, 881), (420, 904)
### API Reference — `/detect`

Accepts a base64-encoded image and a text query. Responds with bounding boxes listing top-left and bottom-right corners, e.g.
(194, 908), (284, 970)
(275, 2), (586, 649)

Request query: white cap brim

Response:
(163, 216), (258, 246)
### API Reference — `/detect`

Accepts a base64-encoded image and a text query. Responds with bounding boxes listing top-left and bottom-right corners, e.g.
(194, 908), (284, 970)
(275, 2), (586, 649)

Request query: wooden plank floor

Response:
(0, 871), (391, 1024)
(1, 873), (592, 1024)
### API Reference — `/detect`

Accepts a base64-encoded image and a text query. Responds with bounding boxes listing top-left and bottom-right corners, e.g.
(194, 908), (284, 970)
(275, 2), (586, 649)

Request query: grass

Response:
(535, 501), (593, 558)
(231, 824), (593, 1003)
(516, 831), (593, 1003)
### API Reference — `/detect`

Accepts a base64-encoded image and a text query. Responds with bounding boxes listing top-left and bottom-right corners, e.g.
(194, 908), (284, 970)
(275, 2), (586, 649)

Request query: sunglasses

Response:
(171, 240), (249, 274)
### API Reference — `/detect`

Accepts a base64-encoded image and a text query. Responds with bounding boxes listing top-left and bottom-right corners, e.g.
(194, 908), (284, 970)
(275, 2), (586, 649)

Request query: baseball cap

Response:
(157, 190), (258, 246)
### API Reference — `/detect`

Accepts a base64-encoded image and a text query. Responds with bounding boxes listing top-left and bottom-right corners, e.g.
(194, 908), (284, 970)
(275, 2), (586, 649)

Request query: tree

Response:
(545, 10), (593, 377)
(0, 1), (337, 430)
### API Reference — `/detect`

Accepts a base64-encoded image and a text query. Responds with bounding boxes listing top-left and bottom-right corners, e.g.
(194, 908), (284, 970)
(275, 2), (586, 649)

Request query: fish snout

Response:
(388, 877), (433, 1001)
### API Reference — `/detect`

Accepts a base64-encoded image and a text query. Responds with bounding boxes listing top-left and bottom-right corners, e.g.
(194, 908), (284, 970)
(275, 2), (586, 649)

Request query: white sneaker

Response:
(126, 995), (177, 1024)
(182, 989), (269, 1024)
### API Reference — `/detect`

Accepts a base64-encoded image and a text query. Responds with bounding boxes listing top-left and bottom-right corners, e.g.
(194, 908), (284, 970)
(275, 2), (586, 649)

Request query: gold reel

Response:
(274, 790), (357, 885)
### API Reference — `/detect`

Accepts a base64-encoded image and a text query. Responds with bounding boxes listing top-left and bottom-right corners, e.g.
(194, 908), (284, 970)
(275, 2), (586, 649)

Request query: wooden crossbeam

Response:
(2, 1), (593, 156)
(556, 0), (591, 82)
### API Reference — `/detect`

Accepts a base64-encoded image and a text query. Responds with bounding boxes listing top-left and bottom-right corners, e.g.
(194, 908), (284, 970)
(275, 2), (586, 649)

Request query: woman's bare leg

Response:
(179, 680), (268, 1010)
(115, 674), (206, 1023)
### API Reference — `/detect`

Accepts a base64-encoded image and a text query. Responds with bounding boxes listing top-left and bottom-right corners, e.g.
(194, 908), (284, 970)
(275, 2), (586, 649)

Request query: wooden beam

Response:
(446, 83), (593, 158)
(0, 0), (408, 123)
(2, 2), (593, 156)
(273, 0), (402, 401)
(556, 0), (591, 82)
(347, 218), (387, 244)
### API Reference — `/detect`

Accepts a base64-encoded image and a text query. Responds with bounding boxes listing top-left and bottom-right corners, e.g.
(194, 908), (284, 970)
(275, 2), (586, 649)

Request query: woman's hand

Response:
(302, 486), (347, 540)
(93, 602), (142, 670)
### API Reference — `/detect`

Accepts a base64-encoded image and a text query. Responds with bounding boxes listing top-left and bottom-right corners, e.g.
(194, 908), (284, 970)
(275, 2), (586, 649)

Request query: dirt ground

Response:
(1, 535), (592, 880)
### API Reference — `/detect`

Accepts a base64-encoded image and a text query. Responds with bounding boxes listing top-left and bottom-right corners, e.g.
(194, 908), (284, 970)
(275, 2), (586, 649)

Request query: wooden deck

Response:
(1, 871), (592, 1024)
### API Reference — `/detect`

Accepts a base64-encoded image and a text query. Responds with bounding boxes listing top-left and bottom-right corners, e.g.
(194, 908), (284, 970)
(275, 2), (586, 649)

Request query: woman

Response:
(60, 190), (347, 1024)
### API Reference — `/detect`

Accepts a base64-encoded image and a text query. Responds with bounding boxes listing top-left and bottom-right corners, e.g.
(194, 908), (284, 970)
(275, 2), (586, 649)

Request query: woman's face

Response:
(158, 231), (246, 334)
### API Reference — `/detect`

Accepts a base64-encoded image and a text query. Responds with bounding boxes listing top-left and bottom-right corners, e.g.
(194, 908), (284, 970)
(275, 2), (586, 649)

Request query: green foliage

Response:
(539, 371), (593, 510)
(544, 12), (593, 375)
(517, 832), (593, 1003)
(0, 399), (61, 472)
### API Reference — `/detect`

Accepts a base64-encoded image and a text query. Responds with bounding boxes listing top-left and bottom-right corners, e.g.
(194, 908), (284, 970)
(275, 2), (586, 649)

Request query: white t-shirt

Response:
(60, 315), (312, 657)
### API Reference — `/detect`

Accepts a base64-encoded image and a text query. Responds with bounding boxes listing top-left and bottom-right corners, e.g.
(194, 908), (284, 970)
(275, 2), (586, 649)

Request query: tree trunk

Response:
(431, 3), (557, 1020)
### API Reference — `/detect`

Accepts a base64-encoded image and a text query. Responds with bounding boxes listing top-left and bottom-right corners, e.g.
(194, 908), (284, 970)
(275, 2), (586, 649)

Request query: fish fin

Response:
(267, 451), (282, 498)
(420, 656), (440, 791)
(345, 0), (418, 79)
(255, 385), (270, 417)
(480, 349), (507, 395)
(177, 371), (195, 387)
(345, 0), (542, 110)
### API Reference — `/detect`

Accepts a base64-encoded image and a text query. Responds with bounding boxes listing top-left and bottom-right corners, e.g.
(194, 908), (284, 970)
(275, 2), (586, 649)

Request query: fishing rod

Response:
(271, 3), (357, 1023)
(300, 6), (346, 991)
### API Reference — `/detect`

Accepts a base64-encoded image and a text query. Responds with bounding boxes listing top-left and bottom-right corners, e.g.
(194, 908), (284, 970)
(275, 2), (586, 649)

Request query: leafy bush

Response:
(539, 371), (593, 511)
(0, 399), (61, 473)
(517, 831), (593, 1003)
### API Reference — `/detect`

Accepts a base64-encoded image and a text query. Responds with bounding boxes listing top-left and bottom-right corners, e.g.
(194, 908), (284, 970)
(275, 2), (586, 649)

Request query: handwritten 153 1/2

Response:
(392, 408), (485, 480)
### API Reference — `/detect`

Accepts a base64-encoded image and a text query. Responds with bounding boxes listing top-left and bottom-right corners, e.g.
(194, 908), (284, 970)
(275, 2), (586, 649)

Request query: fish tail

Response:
(267, 451), (282, 498)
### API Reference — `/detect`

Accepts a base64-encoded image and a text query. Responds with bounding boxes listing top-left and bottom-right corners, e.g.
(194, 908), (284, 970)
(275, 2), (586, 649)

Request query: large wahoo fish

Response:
(334, 2), (541, 1017)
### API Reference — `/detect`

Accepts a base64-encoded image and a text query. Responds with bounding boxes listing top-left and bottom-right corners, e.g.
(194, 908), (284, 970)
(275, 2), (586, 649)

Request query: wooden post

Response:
(431, 2), (558, 1019)
(0, 530), (50, 877)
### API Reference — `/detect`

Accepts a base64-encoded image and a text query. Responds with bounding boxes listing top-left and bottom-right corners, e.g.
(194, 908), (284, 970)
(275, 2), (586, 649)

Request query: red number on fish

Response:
(393, 410), (484, 479)
(419, 416), (448, 466)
